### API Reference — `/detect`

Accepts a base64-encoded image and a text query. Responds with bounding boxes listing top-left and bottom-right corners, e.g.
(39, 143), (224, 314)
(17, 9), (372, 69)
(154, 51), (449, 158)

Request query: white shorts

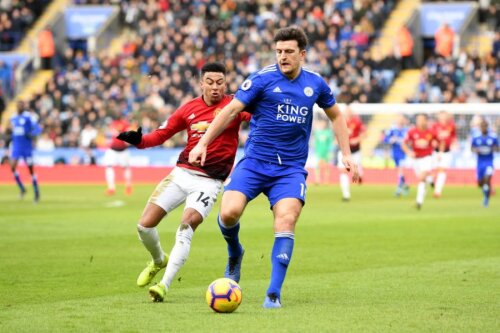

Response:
(148, 167), (223, 219)
(433, 151), (452, 169)
(413, 155), (433, 177)
(337, 150), (362, 169)
(103, 149), (130, 167)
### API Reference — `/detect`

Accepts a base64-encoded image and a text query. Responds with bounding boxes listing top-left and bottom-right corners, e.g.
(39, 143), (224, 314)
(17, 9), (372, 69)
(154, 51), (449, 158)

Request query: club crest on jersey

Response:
(241, 79), (252, 91)
(191, 121), (210, 133)
(304, 87), (313, 97)
(213, 108), (222, 117)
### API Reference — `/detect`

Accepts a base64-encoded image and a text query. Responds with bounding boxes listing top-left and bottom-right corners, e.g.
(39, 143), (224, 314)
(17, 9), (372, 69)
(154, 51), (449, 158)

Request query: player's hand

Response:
(117, 127), (142, 145)
(189, 143), (207, 167)
(342, 155), (360, 183)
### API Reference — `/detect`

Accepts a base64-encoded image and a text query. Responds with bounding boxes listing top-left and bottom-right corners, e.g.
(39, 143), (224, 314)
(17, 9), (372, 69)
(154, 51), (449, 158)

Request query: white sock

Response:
(416, 181), (426, 205)
(435, 171), (446, 195)
(105, 167), (115, 190)
(425, 175), (434, 185)
(137, 224), (165, 264)
(340, 173), (350, 199)
(160, 224), (194, 289)
(124, 167), (132, 187)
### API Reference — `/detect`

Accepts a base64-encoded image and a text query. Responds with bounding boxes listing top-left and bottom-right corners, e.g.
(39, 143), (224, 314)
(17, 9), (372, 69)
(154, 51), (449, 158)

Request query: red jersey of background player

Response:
(404, 127), (437, 158)
(109, 119), (130, 151)
(432, 120), (456, 152)
(137, 95), (250, 180)
(347, 116), (365, 153)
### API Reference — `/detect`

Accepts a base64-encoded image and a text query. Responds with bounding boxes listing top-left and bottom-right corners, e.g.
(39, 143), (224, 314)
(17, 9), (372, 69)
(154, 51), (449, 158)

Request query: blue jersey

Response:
(471, 134), (498, 166)
(384, 126), (407, 159)
(10, 111), (41, 155)
(235, 64), (336, 168)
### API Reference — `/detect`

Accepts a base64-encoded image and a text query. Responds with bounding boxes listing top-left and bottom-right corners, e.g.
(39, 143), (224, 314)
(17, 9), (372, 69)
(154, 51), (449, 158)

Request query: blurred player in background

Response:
(383, 114), (409, 197)
(9, 101), (42, 202)
(189, 27), (358, 308)
(338, 105), (365, 201)
(117, 62), (250, 302)
(471, 120), (498, 207)
(313, 118), (334, 184)
(103, 114), (133, 195)
(402, 114), (437, 210)
(432, 111), (457, 198)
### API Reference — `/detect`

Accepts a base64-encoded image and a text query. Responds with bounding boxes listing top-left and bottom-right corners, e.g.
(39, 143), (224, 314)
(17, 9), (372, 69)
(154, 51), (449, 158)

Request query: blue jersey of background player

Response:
(189, 27), (358, 309)
(471, 120), (498, 207)
(383, 115), (409, 196)
(9, 101), (42, 202)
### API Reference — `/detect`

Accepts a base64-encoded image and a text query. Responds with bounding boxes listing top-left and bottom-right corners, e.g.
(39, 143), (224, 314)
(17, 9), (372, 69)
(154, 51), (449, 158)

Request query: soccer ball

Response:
(205, 278), (242, 313)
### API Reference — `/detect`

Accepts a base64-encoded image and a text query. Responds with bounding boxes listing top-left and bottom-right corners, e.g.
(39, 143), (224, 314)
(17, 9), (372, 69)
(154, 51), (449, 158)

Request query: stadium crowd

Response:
(2, 0), (398, 151)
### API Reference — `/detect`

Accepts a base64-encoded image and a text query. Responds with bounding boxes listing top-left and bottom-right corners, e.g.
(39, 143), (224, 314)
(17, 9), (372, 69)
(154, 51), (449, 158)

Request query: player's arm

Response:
(189, 98), (246, 166)
(401, 133), (415, 158)
(118, 109), (186, 148)
(324, 104), (359, 182)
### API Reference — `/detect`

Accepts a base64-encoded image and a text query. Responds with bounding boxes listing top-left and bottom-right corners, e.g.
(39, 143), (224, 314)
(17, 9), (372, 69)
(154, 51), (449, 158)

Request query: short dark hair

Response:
(200, 62), (226, 77)
(273, 27), (309, 50)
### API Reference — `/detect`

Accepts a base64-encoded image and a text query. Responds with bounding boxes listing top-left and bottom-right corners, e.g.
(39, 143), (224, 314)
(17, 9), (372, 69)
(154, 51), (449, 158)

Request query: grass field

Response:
(1, 184), (499, 332)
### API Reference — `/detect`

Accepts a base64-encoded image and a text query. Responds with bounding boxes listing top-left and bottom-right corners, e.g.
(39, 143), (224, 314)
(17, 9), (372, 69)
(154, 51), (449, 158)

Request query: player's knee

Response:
(219, 208), (241, 226)
(274, 215), (297, 232)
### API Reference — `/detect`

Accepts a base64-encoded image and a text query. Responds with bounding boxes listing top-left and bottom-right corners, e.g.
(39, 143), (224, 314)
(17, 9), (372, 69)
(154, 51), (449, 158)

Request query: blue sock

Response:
(398, 175), (405, 187)
(267, 232), (294, 299)
(482, 184), (490, 206)
(218, 215), (243, 258)
(32, 174), (39, 196)
(13, 171), (25, 192)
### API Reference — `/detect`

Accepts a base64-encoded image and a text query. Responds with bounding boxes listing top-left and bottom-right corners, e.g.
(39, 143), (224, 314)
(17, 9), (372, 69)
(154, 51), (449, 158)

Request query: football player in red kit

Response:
(337, 105), (365, 201)
(103, 116), (132, 195)
(402, 113), (438, 209)
(431, 111), (457, 197)
(117, 62), (250, 302)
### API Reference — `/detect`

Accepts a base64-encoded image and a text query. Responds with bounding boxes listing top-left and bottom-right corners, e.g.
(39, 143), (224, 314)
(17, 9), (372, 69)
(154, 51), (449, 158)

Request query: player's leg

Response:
(103, 149), (116, 195)
(149, 209), (201, 302)
(263, 170), (306, 308)
(10, 155), (26, 197)
(415, 156), (431, 209)
(26, 155), (39, 202)
(434, 152), (448, 197)
(338, 151), (350, 200)
(120, 150), (132, 195)
(219, 158), (263, 282)
(151, 172), (222, 301)
(219, 190), (248, 282)
(481, 166), (493, 207)
(136, 172), (186, 287)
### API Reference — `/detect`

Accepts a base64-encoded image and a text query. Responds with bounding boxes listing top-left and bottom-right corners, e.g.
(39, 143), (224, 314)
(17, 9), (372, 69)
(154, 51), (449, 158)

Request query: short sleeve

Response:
(316, 78), (336, 109)
(234, 74), (265, 108)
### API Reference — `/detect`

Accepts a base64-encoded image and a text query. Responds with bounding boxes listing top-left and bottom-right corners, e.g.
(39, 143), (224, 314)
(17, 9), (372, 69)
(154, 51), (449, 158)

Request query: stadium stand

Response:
(1, 0), (398, 150)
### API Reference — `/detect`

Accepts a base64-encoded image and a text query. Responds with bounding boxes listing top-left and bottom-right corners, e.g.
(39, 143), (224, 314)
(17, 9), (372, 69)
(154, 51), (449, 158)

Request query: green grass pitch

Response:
(1, 184), (499, 332)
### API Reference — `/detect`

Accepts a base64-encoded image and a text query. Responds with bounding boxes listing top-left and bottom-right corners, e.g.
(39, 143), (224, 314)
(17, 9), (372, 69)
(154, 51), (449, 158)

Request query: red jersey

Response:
(137, 95), (251, 180)
(432, 121), (456, 151)
(109, 119), (130, 151)
(347, 116), (365, 153)
(404, 127), (436, 158)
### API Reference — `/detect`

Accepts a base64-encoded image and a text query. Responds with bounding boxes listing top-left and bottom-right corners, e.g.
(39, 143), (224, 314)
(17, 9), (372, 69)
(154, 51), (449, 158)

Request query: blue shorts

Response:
(225, 157), (308, 209)
(477, 163), (494, 181)
(392, 152), (405, 167)
(11, 149), (33, 164)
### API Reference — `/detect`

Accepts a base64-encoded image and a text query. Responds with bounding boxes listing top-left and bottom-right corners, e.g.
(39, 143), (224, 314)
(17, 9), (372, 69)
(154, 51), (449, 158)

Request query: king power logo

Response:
(276, 103), (309, 124)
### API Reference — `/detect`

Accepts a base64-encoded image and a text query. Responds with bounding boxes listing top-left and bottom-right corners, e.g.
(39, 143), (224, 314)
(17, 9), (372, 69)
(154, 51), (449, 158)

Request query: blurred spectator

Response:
(0, 87), (5, 123)
(434, 23), (455, 58)
(0, 0), (50, 51)
(396, 25), (414, 69)
(38, 28), (55, 70)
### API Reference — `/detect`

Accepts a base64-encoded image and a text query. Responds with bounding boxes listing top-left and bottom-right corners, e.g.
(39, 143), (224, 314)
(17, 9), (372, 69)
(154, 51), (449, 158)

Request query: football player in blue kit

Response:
(9, 101), (42, 202)
(471, 120), (499, 207)
(189, 27), (359, 308)
(383, 115), (409, 196)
